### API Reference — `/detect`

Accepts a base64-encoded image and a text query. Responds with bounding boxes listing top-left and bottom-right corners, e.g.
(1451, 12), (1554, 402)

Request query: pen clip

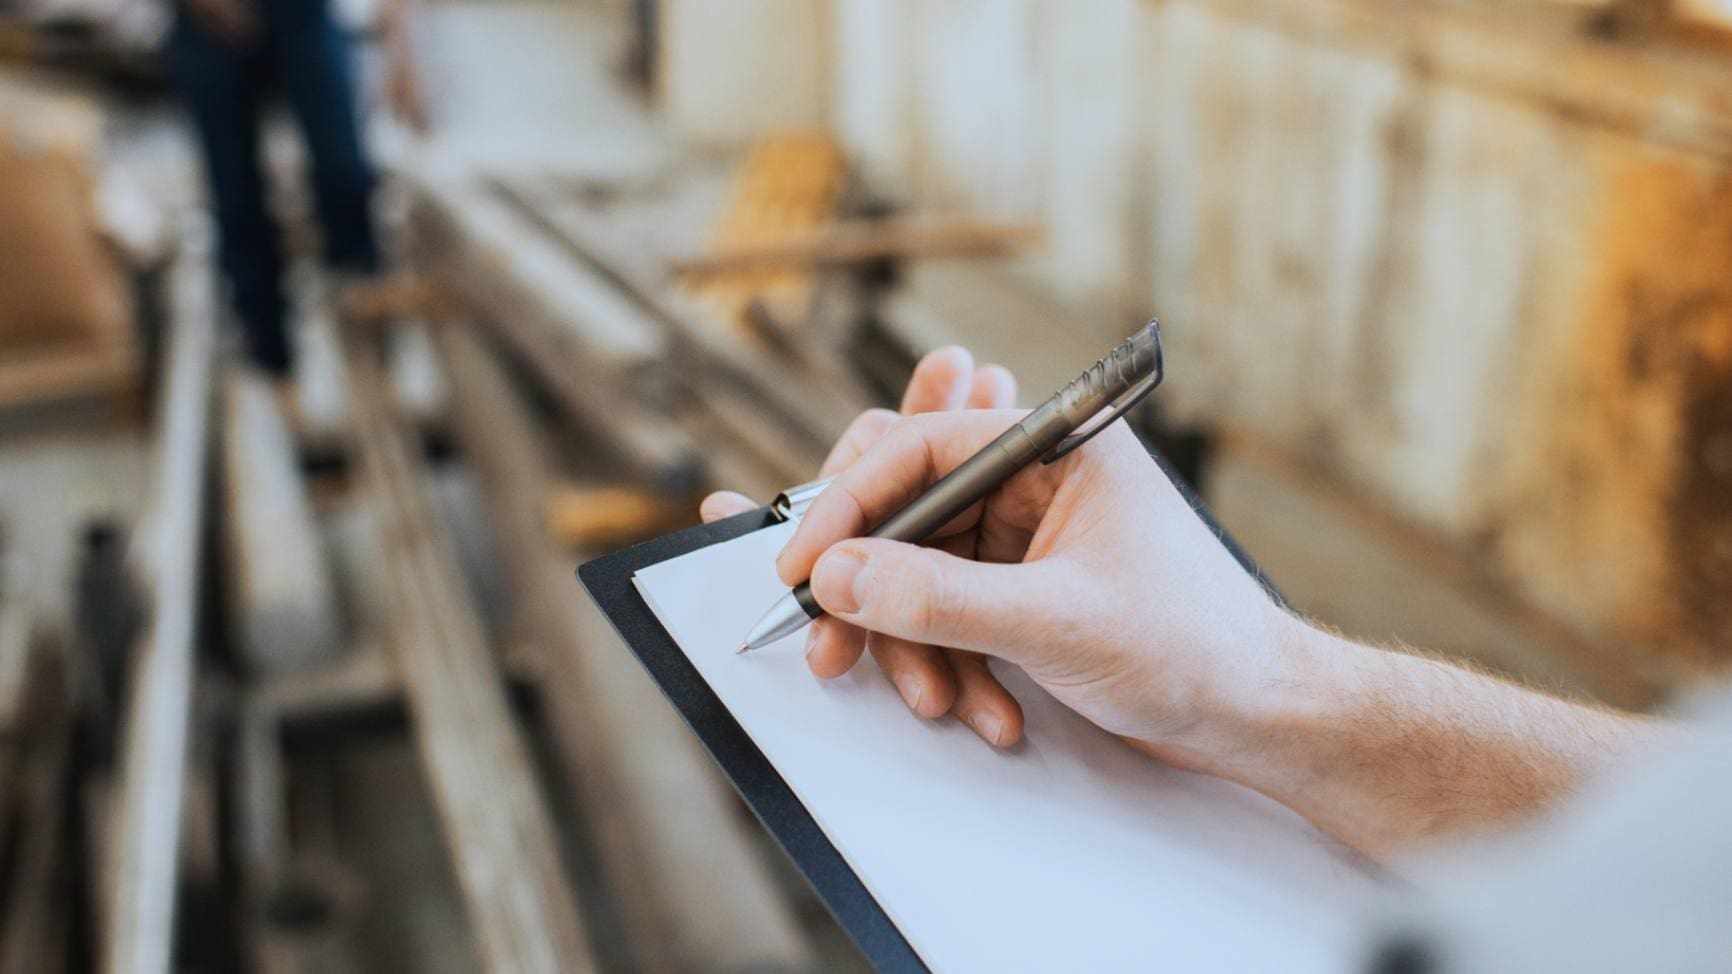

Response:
(1039, 315), (1163, 461)
(1042, 368), (1162, 464)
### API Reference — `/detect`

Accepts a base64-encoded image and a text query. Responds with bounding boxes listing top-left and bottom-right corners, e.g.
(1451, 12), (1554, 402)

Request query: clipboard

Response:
(576, 450), (1291, 971)
(578, 503), (928, 971)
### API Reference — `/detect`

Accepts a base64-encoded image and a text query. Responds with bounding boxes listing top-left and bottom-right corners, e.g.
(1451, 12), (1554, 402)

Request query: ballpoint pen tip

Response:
(735, 642), (751, 655)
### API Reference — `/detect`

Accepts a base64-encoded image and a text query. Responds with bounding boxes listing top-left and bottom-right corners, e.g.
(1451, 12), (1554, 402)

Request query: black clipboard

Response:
(578, 505), (928, 972)
(574, 453), (1284, 973)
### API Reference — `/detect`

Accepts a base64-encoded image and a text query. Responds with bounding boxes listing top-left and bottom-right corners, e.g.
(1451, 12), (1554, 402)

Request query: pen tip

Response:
(735, 642), (752, 656)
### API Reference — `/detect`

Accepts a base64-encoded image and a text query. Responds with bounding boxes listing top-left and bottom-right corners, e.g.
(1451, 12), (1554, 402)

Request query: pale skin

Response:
(702, 348), (1672, 860)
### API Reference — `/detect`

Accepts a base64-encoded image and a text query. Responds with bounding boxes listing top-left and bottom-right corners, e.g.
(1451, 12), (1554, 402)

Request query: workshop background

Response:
(0, 0), (1728, 970)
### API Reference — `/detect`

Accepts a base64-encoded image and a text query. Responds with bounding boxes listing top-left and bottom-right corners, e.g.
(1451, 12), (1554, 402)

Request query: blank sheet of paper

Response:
(634, 521), (1377, 973)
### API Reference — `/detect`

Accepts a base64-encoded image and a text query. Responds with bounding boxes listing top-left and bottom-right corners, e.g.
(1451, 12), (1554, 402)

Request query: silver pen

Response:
(737, 321), (1164, 654)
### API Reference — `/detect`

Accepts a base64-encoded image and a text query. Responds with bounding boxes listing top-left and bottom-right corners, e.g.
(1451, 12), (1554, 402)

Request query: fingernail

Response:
(895, 674), (924, 713)
(968, 711), (1005, 746)
(804, 624), (821, 659)
(812, 548), (867, 615)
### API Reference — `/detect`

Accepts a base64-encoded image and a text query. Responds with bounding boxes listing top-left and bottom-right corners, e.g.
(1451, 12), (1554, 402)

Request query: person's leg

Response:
(262, 0), (381, 276)
(165, 13), (293, 375)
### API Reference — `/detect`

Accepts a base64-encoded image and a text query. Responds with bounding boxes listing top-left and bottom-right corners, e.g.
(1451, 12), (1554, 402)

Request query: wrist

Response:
(1137, 611), (1371, 787)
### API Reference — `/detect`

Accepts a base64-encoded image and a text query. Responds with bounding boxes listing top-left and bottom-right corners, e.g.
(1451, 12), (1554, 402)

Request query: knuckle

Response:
(912, 559), (969, 638)
(851, 407), (898, 435)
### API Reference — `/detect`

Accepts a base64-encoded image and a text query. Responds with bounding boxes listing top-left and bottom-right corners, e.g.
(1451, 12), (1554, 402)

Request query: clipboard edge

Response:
(576, 507), (929, 974)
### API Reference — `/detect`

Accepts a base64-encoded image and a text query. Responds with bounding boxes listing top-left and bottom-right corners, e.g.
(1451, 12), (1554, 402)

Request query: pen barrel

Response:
(867, 427), (1042, 543)
(867, 323), (1160, 545)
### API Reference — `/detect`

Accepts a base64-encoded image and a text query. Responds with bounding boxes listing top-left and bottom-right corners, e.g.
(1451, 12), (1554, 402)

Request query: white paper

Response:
(634, 522), (1378, 972)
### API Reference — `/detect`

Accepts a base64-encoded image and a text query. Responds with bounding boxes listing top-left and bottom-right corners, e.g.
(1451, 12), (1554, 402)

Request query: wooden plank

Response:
(542, 485), (691, 550)
(668, 217), (1045, 277)
(679, 133), (846, 336)
(491, 177), (872, 450)
(410, 183), (705, 490)
(104, 246), (218, 974)
(339, 325), (598, 974)
(220, 369), (344, 675)
(434, 320), (814, 973)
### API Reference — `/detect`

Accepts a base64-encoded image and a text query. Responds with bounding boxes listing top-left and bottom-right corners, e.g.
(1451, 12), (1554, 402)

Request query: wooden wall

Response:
(657, 0), (831, 146)
(656, 0), (1732, 673)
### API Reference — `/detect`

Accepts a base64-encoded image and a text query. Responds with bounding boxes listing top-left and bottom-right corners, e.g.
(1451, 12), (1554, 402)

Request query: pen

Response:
(737, 320), (1164, 654)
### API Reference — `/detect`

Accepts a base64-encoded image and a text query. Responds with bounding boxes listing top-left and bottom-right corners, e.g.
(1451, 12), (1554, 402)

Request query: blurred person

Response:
(701, 348), (1722, 971)
(166, 0), (424, 402)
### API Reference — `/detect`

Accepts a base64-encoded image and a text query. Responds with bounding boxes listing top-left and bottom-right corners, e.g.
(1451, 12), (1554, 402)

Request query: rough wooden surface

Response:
(492, 176), (875, 456)
(671, 216), (1046, 277)
(340, 325), (598, 974)
(220, 369), (344, 675)
(434, 320), (814, 973)
(105, 246), (217, 974)
(410, 181), (704, 489)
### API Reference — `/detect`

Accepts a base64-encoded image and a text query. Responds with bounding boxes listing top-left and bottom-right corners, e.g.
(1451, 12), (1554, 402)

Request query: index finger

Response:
(775, 409), (1033, 585)
(822, 360), (1020, 478)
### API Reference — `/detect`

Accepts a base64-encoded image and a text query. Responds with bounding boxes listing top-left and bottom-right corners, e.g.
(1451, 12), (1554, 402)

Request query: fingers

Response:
(777, 410), (1030, 584)
(866, 632), (957, 719)
(802, 615), (865, 679)
(819, 408), (900, 478)
(699, 491), (757, 523)
(950, 652), (1024, 747)
(804, 537), (1053, 662)
(820, 352), (1013, 478)
(967, 364), (1017, 410)
(900, 346), (974, 414)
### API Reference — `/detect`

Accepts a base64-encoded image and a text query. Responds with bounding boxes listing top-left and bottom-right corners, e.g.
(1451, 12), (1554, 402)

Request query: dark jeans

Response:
(166, 0), (379, 375)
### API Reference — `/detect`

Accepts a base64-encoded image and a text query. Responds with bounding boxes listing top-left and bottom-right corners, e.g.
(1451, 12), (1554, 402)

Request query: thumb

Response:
(809, 538), (1051, 661)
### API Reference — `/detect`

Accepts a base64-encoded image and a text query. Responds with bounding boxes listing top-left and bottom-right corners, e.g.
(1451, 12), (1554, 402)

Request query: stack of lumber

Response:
(338, 325), (598, 974)
(679, 131), (846, 336)
(413, 167), (874, 502)
(434, 321), (813, 972)
(0, 77), (136, 421)
(104, 241), (217, 974)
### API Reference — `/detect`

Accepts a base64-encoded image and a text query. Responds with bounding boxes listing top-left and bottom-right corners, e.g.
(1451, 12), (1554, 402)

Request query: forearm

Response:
(1143, 621), (1670, 859)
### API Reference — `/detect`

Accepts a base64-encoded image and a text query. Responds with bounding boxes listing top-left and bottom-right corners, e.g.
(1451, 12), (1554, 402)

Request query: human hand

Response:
(700, 347), (1019, 745)
(775, 410), (1298, 757)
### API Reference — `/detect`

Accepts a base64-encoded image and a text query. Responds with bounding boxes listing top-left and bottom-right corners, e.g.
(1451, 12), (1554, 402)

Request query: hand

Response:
(181, 0), (258, 47)
(700, 347), (1019, 745)
(384, 52), (430, 135)
(774, 409), (1298, 758)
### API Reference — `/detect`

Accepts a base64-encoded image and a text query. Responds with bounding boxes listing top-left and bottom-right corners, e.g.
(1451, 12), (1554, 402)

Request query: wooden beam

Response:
(410, 184), (704, 490)
(434, 320), (814, 973)
(670, 217), (1046, 279)
(339, 325), (598, 974)
(489, 177), (876, 449)
(105, 246), (218, 974)
(219, 369), (344, 676)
